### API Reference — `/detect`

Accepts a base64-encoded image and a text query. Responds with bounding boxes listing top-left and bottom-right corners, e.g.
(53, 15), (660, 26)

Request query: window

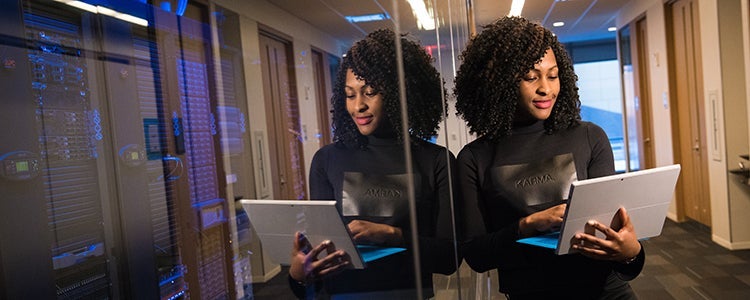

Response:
(577, 60), (627, 172)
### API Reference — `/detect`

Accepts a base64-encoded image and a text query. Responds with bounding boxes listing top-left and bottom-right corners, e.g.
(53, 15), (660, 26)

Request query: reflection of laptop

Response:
(239, 199), (405, 269)
(517, 164), (681, 255)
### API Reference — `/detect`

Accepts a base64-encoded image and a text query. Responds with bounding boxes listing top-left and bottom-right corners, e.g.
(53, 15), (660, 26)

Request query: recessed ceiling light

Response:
(608, 26), (617, 32)
(553, 21), (565, 27)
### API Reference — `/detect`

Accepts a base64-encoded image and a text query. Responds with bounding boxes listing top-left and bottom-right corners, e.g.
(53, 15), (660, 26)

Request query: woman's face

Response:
(517, 48), (560, 122)
(345, 69), (385, 136)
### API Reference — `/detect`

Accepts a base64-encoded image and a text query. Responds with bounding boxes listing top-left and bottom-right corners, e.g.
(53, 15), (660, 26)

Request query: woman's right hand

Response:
(518, 203), (566, 238)
(289, 232), (351, 283)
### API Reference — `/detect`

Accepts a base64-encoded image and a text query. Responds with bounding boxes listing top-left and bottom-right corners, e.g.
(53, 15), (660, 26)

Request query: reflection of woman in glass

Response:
(455, 16), (644, 299)
(288, 28), (457, 298)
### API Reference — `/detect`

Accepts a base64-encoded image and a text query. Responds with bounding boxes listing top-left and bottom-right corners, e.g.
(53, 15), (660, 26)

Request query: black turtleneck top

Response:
(457, 121), (645, 298)
(304, 135), (458, 297)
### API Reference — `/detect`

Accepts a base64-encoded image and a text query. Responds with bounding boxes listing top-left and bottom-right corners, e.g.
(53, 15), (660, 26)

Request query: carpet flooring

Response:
(250, 219), (750, 299)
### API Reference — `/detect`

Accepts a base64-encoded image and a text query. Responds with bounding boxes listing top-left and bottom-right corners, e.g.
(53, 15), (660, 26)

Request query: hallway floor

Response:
(630, 219), (750, 299)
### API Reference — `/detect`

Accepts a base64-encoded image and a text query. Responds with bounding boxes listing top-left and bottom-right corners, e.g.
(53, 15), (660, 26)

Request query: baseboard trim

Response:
(251, 264), (281, 283)
(712, 234), (750, 250)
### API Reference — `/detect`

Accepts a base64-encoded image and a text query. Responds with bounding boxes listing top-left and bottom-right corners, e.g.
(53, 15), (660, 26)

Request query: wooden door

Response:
(311, 49), (334, 147)
(667, 0), (711, 225)
(259, 33), (306, 200)
(634, 17), (656, 170)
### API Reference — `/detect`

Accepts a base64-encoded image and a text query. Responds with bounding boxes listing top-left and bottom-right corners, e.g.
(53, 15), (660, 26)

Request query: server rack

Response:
(1, 1), (240, 299)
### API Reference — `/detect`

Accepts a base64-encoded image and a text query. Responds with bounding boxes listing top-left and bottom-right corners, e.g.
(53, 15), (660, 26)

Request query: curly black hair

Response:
(454, 16), (581, 140)
(331, 28), (446, 148)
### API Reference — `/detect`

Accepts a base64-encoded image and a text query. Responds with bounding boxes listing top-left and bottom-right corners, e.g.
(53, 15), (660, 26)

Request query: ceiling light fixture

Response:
(54, 0), (148, 27)
(405, 0), (435, 30)
(608, 26), (617, 32)
(553, 21), (565, 27)
(345, 13), (390, 23)
(63, 0), (98, 13)
(508, 0), (525, 16)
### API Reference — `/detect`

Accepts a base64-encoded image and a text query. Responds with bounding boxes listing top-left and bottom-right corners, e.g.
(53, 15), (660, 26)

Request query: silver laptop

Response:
(517, 164), (681, 255)
(240, 199), (405, 269)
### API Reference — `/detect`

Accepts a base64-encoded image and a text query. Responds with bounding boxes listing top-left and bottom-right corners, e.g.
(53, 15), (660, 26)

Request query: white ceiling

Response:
(266, 0), (629, 45)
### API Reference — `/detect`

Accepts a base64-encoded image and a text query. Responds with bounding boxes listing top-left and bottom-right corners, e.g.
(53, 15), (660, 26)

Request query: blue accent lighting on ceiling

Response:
(345, 13), (390, 23)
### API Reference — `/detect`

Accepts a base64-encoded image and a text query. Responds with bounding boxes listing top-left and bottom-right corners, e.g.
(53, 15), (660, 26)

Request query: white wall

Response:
(697, 0), (733, 249)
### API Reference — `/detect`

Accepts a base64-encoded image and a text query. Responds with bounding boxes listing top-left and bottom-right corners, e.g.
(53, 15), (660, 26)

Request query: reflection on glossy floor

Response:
(252, 219), (750, 299)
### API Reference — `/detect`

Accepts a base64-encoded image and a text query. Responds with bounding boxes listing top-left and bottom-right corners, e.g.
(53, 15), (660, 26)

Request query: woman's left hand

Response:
(571, 207), (641, 262)
(347, 220), (403, 246)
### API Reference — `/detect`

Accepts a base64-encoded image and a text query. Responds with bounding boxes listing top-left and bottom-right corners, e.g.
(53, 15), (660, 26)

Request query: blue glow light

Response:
(175, 0), (187, 16)
(345, 13), (390, 23)
(209, 113), (217, 136)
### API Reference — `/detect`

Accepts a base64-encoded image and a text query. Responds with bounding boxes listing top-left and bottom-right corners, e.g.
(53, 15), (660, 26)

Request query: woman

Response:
(288, 28), (457, 299)
(454, 16), (644, 299)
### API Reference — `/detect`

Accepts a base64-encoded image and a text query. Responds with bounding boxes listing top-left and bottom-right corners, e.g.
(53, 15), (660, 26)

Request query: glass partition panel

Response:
(389, 1), (469, 298)
(0, 0), (469, 299)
